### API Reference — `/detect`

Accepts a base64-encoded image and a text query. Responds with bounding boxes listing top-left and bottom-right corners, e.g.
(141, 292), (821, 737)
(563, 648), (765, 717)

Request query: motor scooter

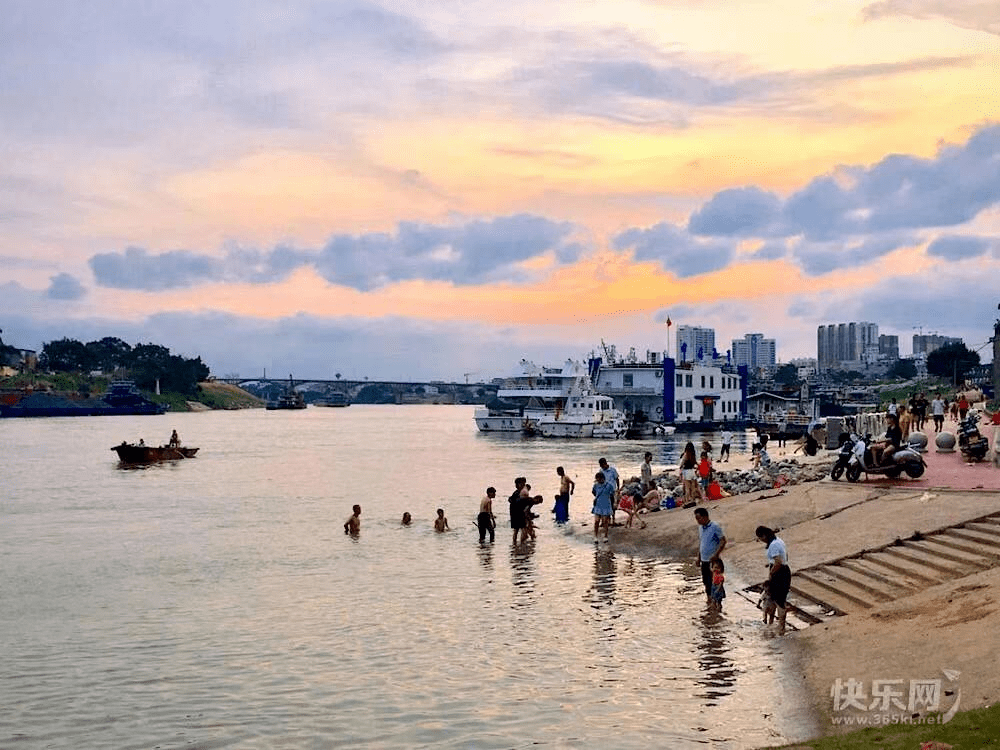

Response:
(830, 433), (857, 481)
(958, 411), (989, 462)
(845, 433), (926, 481)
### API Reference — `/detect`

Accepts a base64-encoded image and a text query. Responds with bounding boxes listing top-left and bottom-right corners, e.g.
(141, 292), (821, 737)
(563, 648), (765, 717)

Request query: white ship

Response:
(536, 384), (629, 438)
(474, 359), (590, 433)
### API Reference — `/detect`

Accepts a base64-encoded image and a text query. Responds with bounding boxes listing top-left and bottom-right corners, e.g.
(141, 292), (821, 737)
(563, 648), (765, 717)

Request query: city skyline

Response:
(1, 1), (998, 381)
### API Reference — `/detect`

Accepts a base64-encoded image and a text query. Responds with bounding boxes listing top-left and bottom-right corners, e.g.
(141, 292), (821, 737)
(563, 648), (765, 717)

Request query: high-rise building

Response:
(878, 335), (899, 361)
(912, 334), (962, 356)
(731, 333), (776, 371)
(676, 325), (716, 362)
(816, 321), (880, 370)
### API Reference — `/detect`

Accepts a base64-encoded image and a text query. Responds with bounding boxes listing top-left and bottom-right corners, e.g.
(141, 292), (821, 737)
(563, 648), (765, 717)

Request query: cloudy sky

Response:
(2, 0), (998, 381)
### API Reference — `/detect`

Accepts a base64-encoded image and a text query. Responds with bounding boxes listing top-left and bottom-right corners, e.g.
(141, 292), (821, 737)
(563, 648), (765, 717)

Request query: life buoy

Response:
(655, 406), (663, 416)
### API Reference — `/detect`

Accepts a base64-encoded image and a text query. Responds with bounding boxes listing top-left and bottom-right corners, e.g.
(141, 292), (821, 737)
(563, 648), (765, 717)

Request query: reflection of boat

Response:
(537, 384), (629, 439)
(0, 380), (167, 418)
(112, 442), (199, 463)
(475, 360), (589, 433)
(266, 375), (307, 410)
(315, 392), (350, 407)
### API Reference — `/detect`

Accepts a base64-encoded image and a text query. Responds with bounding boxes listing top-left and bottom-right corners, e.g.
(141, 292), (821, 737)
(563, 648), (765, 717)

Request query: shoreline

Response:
(597, 434), (1000, 744)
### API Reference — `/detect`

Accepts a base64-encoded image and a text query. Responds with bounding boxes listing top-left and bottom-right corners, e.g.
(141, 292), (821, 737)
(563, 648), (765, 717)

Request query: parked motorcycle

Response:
(958, 411), (989, 462)
(845, 433), (926, 481)
(830, 433), (858, 481)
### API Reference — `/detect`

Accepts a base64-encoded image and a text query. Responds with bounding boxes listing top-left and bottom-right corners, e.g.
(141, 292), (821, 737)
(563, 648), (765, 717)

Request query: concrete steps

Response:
(740, 509), (1000, 629)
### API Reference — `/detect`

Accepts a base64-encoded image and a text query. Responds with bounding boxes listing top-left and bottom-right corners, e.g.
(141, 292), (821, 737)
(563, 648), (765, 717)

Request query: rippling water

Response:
(1, 406), (816, 748)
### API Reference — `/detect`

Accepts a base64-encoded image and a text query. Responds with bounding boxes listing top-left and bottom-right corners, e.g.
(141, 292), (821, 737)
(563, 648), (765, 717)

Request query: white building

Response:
(592, 348), (746, 425)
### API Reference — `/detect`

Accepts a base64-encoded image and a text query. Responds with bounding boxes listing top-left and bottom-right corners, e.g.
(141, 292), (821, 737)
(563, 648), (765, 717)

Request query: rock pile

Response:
(623, 456), (831, 501)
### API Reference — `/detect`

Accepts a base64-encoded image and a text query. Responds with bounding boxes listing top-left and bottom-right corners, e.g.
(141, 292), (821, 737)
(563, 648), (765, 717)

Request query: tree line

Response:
(36, 337), (209, 396)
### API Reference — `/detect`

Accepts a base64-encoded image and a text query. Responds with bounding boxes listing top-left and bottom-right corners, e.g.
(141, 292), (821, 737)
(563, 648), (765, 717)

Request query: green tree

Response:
(40, 338), (92, 372)
(85, 337), (132, 373)
(772, 363), (801, 388)
(887, 359), (917, 380)
(926, 342), (979, 383)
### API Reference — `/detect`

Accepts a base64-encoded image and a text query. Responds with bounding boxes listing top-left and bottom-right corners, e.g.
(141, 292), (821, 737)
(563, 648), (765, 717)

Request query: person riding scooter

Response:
(872, 413), (902, 466)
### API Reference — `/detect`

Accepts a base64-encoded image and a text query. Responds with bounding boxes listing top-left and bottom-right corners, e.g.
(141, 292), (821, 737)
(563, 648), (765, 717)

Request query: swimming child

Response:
(401, 512), (412, 526)
(710, 558), (726, 610)
(434, 508), (450, 532)
(344, 504), (361, 535)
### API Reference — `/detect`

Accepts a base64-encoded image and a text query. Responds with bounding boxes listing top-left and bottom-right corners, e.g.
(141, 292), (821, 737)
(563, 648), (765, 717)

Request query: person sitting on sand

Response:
(434, 508), (450, 532)
(344, 504), (361, 535)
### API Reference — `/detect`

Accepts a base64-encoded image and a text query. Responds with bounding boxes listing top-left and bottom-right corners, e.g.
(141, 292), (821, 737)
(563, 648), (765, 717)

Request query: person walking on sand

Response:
(695, 508), (726, 606)
(591, 471), (614, 541)
(434, 508), (450, 532)
(640, 452), (654, 494)
(931, 393), (946, 432)
(554, 466), (574, 523)
(478, 487), (496, 543)
(719, 429), (733, 462)
(344, 504), (361, 535)
(756, 526), (790, 634)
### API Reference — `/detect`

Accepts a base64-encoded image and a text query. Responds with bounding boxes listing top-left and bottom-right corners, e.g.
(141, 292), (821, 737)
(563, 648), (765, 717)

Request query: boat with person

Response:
(111, 440), (199, 464)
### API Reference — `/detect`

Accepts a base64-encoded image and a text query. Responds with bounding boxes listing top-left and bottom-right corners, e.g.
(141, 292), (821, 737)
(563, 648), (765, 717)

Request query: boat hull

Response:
(112, 444), (199, 463)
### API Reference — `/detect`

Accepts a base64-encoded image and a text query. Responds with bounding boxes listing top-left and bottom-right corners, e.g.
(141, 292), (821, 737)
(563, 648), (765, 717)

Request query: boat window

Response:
(623, 374), (633, 388)
(685, 374), (692, 387)
(701, 375), (705, 387)
(676, 374), (683, 387)
(710, 376), (714, 388)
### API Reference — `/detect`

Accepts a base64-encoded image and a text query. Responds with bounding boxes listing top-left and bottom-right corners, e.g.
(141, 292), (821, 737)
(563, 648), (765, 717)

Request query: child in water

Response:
(344, 504), (361, 535)
(434, 508), (450, 532)
(710, 558), (726, 610)
(759, 580), (776, 624)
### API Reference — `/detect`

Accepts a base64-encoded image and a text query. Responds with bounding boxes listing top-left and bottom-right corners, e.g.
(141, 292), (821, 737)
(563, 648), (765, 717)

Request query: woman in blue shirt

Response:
(592, 471), (614, 541)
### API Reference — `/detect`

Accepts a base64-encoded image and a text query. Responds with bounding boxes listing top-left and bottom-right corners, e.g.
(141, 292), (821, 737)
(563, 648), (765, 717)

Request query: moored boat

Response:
(266, 375), (307, 410)
(475, 359), (589, 433)
(537, 385), (628, 439)
(315, 392), (350, 407)
(0, 380), (167, 418)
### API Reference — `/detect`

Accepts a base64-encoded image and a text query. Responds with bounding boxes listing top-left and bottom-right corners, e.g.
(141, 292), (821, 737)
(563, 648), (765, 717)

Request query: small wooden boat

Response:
(112, 441), (199, 464)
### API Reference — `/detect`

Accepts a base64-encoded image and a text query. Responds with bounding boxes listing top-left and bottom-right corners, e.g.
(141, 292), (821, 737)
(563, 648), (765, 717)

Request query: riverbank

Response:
(604, 426), (1000, 743)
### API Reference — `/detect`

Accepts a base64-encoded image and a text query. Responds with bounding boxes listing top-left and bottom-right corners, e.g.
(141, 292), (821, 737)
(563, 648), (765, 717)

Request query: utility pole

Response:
(993, 304), (1000, 403)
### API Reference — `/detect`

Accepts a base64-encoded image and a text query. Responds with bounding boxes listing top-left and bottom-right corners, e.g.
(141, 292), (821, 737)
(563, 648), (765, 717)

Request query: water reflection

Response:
(509, 541), (537, 608)
(695, 609), (738, 705)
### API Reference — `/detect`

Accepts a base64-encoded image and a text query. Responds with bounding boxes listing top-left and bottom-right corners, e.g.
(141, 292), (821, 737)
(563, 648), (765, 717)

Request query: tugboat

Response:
(266, 375), (307, 410)
(1, 380), (167, 418)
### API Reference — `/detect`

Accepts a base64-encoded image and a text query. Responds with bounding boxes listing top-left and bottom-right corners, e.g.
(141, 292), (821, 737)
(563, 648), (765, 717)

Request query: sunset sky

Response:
(2, 0), (998, 381)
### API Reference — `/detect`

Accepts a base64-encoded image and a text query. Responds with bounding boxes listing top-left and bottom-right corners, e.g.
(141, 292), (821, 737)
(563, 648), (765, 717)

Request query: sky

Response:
(1, 0), (999, 381)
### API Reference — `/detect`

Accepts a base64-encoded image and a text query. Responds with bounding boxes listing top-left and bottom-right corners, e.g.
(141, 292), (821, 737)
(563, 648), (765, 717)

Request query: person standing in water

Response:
(344, 504), (361, 535)
(591, 471), (614, 541)
(478, 487), (496, 543)
(554, 466), (574, 523)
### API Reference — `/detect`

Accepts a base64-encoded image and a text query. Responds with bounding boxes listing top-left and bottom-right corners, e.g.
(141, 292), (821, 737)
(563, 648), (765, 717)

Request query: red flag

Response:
(666, 317), (672, 327)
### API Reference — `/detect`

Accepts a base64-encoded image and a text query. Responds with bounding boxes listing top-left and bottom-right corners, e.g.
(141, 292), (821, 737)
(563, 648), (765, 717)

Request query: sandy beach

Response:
(610, 413), (1000, 739)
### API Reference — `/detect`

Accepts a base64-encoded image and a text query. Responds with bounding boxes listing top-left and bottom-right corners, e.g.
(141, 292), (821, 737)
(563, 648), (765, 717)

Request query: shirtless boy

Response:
(344, 504), (361, 535)
(478, 487), (496, 543)
(434, 508), (450, 532)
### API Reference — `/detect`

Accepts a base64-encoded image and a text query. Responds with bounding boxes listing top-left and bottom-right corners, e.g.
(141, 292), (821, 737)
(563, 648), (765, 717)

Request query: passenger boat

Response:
(315, 392), (350, 407)
(474, 359), (590, 433)
(111, 441), (199, 463)
(537, 384), (629, 439)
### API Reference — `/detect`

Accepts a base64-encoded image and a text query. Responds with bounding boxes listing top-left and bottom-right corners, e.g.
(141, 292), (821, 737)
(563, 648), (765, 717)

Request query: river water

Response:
(1, 405), (817, 748)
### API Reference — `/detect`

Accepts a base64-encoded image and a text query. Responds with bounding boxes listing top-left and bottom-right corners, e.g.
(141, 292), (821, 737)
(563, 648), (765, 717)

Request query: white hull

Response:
(539, 420), (596, 438)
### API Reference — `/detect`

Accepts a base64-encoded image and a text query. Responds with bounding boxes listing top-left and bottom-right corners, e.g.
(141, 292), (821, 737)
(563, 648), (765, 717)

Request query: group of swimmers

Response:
(344, 506), (450, 535)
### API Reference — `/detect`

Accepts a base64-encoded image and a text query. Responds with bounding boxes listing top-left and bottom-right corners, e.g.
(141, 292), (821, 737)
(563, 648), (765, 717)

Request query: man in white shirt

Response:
(719, 430), (733, 462)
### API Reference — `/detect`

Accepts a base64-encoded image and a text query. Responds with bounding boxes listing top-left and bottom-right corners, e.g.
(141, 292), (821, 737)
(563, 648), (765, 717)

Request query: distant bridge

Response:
(215, 376), (496, 405)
